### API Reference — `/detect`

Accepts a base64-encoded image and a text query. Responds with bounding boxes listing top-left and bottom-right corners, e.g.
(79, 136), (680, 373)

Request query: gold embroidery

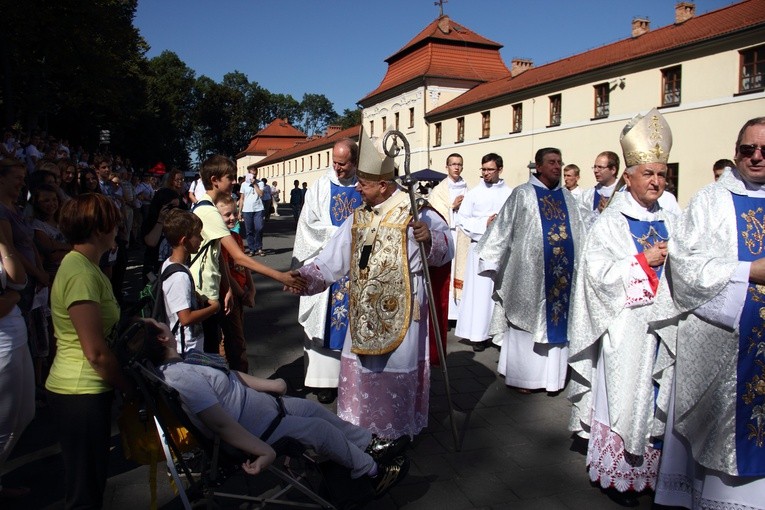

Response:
(743, 284), (765, 447)
(331, 191), (359, 224)
(630, 225), (669, 250)
(538, 195), (565, 221)
(545, 222), (571, 326)
(741, 207), (765, 256)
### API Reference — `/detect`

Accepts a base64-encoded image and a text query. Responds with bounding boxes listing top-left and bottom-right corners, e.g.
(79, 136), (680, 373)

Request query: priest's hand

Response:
(487, 213), (497, 226)
(280, 270), (306, 293)
(644, 241), (668, 267)
(411, 220), (431, 243)
(452, 195), (464, 211)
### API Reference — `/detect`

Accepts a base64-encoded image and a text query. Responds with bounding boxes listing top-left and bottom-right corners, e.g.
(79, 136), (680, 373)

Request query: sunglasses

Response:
(738, 144), (765, 158)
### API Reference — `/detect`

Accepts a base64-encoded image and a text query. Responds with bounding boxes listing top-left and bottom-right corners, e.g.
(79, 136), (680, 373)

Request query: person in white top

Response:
(454, 153), (512, 352)
(580, 151), (620, 215)
(563, 164), (583, 199)
(428, 154), (468, 322)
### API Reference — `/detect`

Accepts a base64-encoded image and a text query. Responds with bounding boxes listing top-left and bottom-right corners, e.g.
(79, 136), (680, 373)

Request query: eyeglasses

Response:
(448, 163), (463, 168)
(592, 165), (612, 171)
(480, 167), (499, 173)
(738, 144), (765, 158)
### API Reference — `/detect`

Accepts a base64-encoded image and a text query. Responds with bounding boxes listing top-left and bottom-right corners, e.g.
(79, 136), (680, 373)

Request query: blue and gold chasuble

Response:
(625, 216), (669, 279)
(534, 187), (575, 344)
(323, 182), (362, 350)
(732, 193), (765, 475)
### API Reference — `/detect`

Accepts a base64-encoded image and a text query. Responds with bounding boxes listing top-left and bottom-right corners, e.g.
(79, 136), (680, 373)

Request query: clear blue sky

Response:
(134, 0), (735, 115)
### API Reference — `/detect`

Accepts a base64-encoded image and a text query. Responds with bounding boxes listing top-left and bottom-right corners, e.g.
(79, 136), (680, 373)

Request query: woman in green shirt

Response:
(46, 193), (133, 510)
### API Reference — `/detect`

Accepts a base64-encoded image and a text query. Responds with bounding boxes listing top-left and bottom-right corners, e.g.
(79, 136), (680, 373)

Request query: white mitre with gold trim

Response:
(620, 108), (673, 167)
(357, 127), (396, 181)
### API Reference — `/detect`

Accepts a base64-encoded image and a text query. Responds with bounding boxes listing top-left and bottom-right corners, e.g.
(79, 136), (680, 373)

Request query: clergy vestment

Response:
(297, 190), (453, 438)
(567, 191), (677, 492)
(653, 169), (765, 509)
(292, 169), (361, 389)
(477, 175), (583, 391)
(454, 179), (512, 345)
(429, 176), (468, 321)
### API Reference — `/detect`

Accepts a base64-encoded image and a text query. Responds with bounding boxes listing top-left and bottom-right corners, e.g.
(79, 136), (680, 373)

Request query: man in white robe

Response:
(477, 148), (584, 392)
(291, 138), (362, 404)
(567, 109), (677, 499)
(428, 153), (468, 321)
(454, 153), (512, 352)
(291, 129), (453, 438)
(654, 117), (765, 509)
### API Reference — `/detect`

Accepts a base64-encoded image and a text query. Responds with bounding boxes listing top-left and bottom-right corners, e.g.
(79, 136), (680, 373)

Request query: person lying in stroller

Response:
(133, 318), (410, 498)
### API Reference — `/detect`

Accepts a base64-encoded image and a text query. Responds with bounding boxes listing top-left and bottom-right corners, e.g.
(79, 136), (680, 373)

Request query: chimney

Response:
(632, 17), (650, 38)
(511, 58), (533, 77)
(325, 125), (341, 137)
(675, 2), (695, 24)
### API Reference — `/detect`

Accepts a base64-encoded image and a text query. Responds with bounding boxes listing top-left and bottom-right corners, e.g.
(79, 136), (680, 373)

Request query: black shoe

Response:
(316, 388), (337, 404)
(365, 435), (410, 464)
(371, 456), (409, 499)
(472, 341), (487, 352)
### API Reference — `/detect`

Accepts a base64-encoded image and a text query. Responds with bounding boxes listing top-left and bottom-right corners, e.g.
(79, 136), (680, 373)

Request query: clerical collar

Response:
(621, 191), (661, 221)
(529, 174), (562, 190)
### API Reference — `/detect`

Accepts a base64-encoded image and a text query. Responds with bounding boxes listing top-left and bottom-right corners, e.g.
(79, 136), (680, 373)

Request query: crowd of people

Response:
(1, 113), (764, 510)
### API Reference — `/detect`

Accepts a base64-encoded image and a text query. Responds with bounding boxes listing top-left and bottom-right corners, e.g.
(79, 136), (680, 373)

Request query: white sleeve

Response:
(693, 262), (750, 329)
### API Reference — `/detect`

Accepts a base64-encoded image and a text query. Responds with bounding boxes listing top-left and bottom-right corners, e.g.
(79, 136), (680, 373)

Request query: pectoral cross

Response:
(434, 0), (448, 16)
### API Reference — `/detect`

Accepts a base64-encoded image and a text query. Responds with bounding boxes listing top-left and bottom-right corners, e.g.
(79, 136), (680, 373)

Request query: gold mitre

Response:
(357, 127), (396, 181)
(620, 108), (672, 167)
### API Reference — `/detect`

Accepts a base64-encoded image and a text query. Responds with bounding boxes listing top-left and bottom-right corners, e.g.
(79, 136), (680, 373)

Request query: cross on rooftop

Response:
(434, 0), (447, 17)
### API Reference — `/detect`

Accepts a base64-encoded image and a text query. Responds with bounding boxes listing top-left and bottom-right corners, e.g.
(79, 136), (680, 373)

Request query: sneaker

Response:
(371, 456), (409, 498)
(365, 435), (410, 464)
(316, 388), (337, 404)
(472, 340), (487, 352)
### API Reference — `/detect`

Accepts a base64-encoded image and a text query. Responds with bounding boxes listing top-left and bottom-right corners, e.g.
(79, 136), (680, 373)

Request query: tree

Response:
(334, 108), (362, 130)
(298, 93), (337, 136)
(264, 93), (301, 127)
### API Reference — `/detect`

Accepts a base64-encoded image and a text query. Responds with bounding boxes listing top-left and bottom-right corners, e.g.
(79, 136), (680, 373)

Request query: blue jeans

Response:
(243, 210), (264, 252)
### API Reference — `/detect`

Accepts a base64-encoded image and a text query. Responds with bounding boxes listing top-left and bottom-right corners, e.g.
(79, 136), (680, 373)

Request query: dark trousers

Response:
(48, 390), (113, 510)
(202, 309), (223, 353)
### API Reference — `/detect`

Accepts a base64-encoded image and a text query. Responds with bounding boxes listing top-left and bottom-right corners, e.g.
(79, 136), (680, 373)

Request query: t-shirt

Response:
(241, 180), (264, 212)
(46, 251), (119, 394)
(190, 194), (230, 301)
(222, 231), (248, 289)
(161, 259), (202, 353)
(191, 178), (207, 203)
(160, 360), (279, 438)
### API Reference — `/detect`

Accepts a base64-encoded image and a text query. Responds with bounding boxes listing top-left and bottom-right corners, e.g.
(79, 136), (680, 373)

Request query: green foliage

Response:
(0, 1), (359, 167)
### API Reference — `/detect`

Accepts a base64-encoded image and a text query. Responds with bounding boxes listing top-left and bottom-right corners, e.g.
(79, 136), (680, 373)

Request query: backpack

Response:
(122, 241), (211, 352)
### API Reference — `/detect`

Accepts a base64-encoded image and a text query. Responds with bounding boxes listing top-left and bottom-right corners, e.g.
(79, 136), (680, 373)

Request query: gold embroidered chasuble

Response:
(349, 192), (413, 355)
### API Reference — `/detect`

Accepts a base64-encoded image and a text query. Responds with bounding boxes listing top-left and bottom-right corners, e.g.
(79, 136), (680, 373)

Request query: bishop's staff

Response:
(382, 129), (461, 452)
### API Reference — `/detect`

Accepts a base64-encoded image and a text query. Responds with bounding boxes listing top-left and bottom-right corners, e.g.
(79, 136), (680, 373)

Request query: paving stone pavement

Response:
(3, 211), (661, 509)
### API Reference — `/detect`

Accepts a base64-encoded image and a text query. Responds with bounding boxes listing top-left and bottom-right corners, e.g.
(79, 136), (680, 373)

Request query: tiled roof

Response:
(359, 16), (510, 105)
(427, 0), (765, 118)
(236, 119), (307, 158)
(253, 125), (361, 168)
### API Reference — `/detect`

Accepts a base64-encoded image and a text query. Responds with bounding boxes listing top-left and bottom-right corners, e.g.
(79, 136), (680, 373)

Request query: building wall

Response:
(426, 40), (765, 206)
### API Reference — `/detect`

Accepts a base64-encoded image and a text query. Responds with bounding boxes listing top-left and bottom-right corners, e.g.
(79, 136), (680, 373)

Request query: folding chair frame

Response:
(125, 358), (337, 510)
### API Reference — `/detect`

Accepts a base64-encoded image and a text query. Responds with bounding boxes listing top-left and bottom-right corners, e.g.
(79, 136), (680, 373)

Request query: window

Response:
(370, 120), (374, 136)
(456, 117), (465, 143)
(317, 153), (320, 168)
(326, 151), (330, 166)
(301, 158), (305, 171)
(434, 122), (442, 147)
(512, 104), (522, 133)
(395, 112), (400, 130)
(549, 95), (561, 126)
(409, 108), (415, 128)
(481, 111), (491, 138)
(594, 83), (610, 118)
(662, 66), (681, 106)
(740, 44), (765, 93)
(382, 116), (387, 131)
(666, 163), (679, 198)
(310, 156), (313, 169)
